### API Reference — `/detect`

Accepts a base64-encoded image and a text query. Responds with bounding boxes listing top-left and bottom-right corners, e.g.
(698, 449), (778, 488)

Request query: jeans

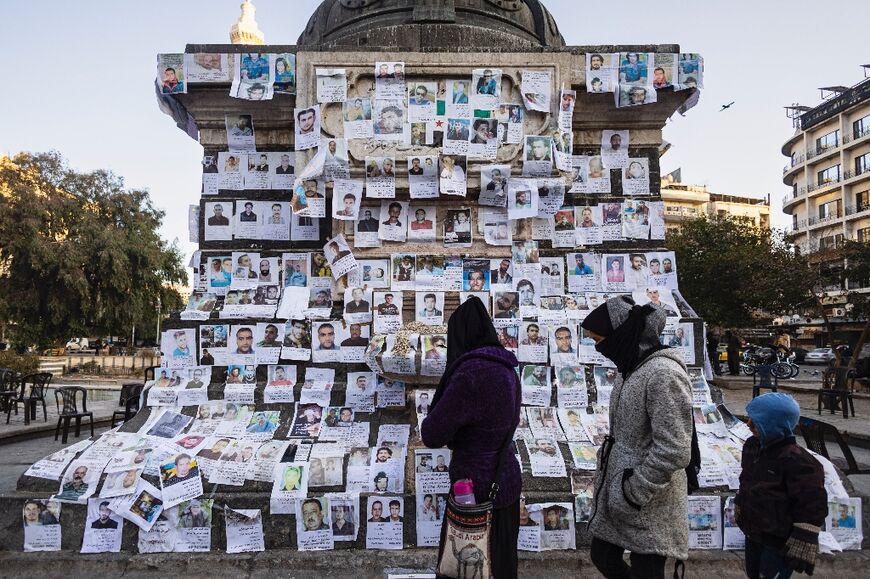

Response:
(590, 537), (667, 579)
(744, 538), (793, 579)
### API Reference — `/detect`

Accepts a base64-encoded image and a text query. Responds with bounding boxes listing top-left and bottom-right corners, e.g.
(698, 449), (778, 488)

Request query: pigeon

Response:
(719, 101), (735, 112)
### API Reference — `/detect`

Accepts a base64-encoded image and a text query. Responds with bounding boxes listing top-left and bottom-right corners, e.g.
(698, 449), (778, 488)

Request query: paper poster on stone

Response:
(355, 206), (382, 248)
(518, 500), (542, 551)
(537, 503), (576, 550)
(521, 70), (552, 112)
(366, 496), (404, 550)
(586, 52), (618, 93)
(377, 200), (407, 242)
(323, 234), (358, 279)
(520, 365), (551, 407)
(295, 497), (334, 551)
(182, 53), (229, 84)
(22, 499), (61, 552)
(415, 292), (445, 326)
(322, 138), (350, 181)
(826, 497), (862, 550)
(375, 61), (405, 98)
(80, 498), (123, 553)
(557, 88), (576, 131)
(688, 495), (723, 549)
(225, 113), (256, 152)
(157, 53), (186, 95)
(269, 462), (309, 515)
(507, 178), (538, 220)
(677, 53), (704, 90)
(407, 155), (439, 198)
(315, 68), (347, 103)
(479, 164), (510, 207)
(722, 496), (745, 550)
(158, 452), (203, 509)
(373, 291), (403, 333)
(406, 81), (437, 123)
(225, 507), (265, 554)
(25, 439), (91, 481)
(525, 435), (567, 477)
(161, 328), (196, 369)
(366, 157), (396, 198)
(343, 97), (373, 139)
(295, 105), (321, 151)
(537, 178), (565, 216)
(373, 99), (408, 141)
(601, 130), (629, 169)
(555, 366), (588, 408)
(496, 103), (524, 144)
(617, 82), (657, 108)
(231, 53), (275, 100)
(200, 154), (219, 195)
(587, 156), (611, 194)
(446, 78), (472, 118)
(469, 118), (498, 160)
(622, 158), (651, 195)
(53, 460), (100, 504)
(332, 179), (362, 222)
(523, 135), (553, 177)
(439, 154), (467, 196)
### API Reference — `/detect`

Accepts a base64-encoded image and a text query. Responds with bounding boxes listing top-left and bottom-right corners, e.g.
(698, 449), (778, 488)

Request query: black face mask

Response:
(593, 304), (663, 378)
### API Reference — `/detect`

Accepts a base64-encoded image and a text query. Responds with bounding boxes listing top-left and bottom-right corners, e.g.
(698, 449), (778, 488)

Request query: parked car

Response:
(65, 338), (90, 352)
(804, 347), (836, 365)
(791, 347), (809, 364)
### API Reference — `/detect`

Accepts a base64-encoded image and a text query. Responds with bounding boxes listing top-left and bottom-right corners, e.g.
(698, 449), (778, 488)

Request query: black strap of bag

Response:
(486, 428), (517, 502)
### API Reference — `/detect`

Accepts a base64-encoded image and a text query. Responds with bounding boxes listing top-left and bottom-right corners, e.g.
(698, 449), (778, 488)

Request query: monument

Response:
(10, 1), (779, 575)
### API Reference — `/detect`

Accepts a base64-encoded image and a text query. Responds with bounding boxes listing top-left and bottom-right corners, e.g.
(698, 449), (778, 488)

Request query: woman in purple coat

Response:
(422, 296), (522, 579)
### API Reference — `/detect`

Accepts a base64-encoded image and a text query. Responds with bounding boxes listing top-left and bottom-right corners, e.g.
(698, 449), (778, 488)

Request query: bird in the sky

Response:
(719, 101), (735, 112)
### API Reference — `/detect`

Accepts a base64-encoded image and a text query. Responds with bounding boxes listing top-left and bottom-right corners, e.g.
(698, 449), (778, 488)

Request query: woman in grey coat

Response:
(581, 295), (693, 579)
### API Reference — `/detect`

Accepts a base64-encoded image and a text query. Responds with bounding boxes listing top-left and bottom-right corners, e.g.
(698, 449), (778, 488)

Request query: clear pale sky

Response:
(1, 0), (867, 265)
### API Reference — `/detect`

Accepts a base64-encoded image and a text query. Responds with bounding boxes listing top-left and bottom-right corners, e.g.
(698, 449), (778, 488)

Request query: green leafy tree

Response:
(800, 240), (870, 367)
(0, 151), (186, 350)
(666, 215), (812, 328)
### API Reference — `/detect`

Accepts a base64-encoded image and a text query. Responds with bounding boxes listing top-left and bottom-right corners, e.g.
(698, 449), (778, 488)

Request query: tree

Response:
(800, 240), (870, 367)
(666, 215), (812, 329)
(0, 152), (187, 350)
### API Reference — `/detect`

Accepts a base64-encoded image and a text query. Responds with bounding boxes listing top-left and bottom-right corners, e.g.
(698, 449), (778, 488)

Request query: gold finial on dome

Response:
(230, 0), (265, 45)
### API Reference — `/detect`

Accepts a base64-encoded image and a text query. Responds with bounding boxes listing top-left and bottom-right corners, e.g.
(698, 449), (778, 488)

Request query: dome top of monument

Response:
(297, 0), (565, 50)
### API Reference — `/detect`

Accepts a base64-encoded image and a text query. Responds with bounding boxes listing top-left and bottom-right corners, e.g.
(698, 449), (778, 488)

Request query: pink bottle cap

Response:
(453, 479), (474, 496)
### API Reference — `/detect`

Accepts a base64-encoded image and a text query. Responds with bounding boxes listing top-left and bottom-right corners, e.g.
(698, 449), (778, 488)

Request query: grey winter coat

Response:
(588, 347), (693, 560)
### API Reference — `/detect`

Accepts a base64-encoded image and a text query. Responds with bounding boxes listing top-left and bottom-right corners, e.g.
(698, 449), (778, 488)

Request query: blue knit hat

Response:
(745, 392), (800, 446)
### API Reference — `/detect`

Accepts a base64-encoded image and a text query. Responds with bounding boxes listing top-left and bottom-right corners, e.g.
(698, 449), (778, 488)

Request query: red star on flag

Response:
(434, 120), (444, 128)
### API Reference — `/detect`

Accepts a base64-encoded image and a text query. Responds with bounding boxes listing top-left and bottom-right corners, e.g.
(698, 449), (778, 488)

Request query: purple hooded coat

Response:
(421, 345), (522, 508)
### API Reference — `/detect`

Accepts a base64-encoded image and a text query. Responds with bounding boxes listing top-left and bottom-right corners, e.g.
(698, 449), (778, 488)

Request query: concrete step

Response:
(0, 547), (868, 578)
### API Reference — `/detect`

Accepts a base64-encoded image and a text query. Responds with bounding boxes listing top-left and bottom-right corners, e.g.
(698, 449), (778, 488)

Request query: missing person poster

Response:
(22, 499), (61, 552)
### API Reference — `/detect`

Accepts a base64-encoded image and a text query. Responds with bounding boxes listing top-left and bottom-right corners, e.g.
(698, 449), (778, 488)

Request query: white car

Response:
(804, 347), (836, 365)
(65, 338), (91, 352)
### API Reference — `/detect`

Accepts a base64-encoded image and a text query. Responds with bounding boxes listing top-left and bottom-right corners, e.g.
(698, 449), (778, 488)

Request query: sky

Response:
(1, 0), (867, 270)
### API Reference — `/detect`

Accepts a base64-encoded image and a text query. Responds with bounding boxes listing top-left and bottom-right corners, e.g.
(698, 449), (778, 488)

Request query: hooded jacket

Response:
(587, 297), (693, 560)
(421, 346), (521, 508)
(736, 393), (826, 546)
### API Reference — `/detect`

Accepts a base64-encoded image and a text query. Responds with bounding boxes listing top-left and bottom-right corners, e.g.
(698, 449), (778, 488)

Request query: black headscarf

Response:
(430, 296), (502, 410)
(582, 301), (665, 378)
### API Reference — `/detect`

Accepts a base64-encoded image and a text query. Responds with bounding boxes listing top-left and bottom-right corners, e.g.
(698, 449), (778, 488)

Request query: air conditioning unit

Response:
(832, 308), (846, 317)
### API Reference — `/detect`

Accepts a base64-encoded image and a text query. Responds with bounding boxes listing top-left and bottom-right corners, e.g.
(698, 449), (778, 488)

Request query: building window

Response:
(818, 164), (840, 186)
(857, 226), (870, 243)
(857, 190), (870, 212)
(856, 152), (870, 176)
(792, 215), (799, 230)
(854, 114), (870, 140)
(818, 199), (841, 220)
(816, 129), (839, 151)
(819, 235), (844, 251)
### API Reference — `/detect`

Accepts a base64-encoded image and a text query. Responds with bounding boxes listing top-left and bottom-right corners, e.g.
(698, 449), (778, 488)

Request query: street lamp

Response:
(156, 297), (162, 346)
